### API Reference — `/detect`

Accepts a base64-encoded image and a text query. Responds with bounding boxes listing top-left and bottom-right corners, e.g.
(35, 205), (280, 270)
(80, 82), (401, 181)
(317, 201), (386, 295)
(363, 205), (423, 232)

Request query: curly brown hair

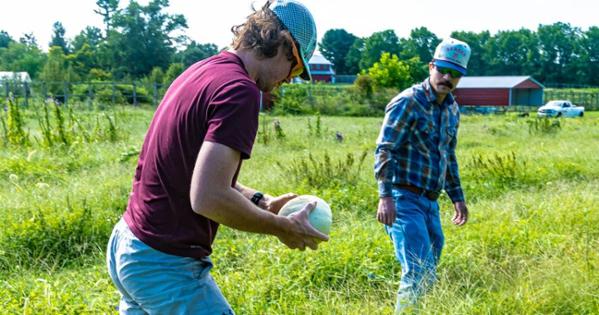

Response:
(231, 1), (295, 62)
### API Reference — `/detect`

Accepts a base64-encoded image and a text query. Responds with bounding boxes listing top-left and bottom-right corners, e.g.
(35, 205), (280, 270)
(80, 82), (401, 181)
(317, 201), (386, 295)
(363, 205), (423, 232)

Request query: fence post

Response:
(87, 83), (93, 107)
(153, 82), (158, 106)
(4, 81), (9, 99)
(132, 82), (138, 106)
(112, 82), (116, 105)
(42, 82), (47, 100)
(23, 82), (29, 106)
(63, 82), (69, 106)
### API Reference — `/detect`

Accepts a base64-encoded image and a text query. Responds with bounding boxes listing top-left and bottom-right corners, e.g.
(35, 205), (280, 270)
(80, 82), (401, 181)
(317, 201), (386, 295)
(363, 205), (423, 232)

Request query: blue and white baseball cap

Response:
(433, 38), (471, 75)
(270, 0), (317, 80)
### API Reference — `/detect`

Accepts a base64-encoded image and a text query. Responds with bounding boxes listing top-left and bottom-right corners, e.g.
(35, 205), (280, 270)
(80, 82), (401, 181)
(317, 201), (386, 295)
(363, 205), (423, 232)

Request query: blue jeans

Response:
(384, 188), (444, 312)
(106, 218), (234, 315)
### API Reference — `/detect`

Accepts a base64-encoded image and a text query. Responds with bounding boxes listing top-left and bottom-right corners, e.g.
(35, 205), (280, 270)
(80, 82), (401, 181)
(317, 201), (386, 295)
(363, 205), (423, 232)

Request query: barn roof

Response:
(457, 76), (544, 89)
(308, 54), (332, 65)
(0, 71), (31, 82)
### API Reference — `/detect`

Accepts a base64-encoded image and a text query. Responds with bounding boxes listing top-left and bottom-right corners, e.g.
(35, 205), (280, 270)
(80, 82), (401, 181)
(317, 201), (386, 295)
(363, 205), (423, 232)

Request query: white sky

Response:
(1, 0), (598, 51)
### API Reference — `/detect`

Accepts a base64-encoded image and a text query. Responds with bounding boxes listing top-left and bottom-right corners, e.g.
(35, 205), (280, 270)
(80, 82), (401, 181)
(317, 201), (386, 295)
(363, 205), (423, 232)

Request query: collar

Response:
(423, 78), (455, 107)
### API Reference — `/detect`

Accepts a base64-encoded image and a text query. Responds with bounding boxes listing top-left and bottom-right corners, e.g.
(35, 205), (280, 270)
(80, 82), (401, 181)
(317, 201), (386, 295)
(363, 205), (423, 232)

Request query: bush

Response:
(526, 117), (562, 134)
(0, 202), (111, 271)
(276, 150), (368, 189)
(271, 83), (395, 116)
(366, 52), (412, 91)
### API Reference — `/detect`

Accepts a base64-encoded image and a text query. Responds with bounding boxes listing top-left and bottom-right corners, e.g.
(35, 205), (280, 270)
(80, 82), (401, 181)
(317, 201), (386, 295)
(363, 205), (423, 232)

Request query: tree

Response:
(107, 0), (188, 78)
(163, 63), (184, 88)
(450, 31), (491, 76)
(68, 43), (96, 79)
(0, 41), (46, 79)
(403, 56), (428, 83)
(485, 29), (539, 76)
(72, 27), (103, 52)
(39, 46), (79, 98)
(148, 67), (165, 85)
(344, 38), (364, 75)
(359, 30), (401, 71)
(19, 33), (38, 48)
(366, 52), (412, 90)
(319, 29), (358, 75)
(70, 27), (104, 79)
(537, 22), (581, 84)
(49, 21), (70, 54)
(400, 27), (440, 64)
(175, 41), (218, 67)
(580, 27), (599, 86)
(94, 0), (120, 35)
(0, 30), (14, 48)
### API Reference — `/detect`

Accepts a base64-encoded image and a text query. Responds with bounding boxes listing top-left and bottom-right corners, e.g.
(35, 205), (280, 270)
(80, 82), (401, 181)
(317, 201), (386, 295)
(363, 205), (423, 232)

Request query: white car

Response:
(537, 100), (584, 117)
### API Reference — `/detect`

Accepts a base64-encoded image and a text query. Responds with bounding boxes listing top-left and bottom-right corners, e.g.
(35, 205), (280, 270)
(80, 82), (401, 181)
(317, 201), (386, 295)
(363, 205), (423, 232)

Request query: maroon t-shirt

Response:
(123, 51), (260, 259)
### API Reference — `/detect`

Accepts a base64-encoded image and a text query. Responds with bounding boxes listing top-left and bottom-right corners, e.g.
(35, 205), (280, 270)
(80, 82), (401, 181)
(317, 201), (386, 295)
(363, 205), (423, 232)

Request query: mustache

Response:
(439, 81), (454, 89)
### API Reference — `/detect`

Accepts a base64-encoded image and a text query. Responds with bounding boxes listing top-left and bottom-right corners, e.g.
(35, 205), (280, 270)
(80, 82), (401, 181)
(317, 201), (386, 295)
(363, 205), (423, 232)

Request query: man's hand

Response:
(377, 197), (396, 226)
(264, 193), (297, 214)
(277, 202), (329, 251)
(452, 201), (468, 226)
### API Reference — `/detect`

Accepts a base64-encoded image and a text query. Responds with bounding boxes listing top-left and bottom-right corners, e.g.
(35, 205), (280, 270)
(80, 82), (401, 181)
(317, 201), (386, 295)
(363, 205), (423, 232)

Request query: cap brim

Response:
(433, 59), (467, 75)
(298, 52), (312, 81)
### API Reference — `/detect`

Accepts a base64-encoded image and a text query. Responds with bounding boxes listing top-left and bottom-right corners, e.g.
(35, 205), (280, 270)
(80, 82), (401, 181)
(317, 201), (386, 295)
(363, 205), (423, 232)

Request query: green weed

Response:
(276, 150), (368, 189)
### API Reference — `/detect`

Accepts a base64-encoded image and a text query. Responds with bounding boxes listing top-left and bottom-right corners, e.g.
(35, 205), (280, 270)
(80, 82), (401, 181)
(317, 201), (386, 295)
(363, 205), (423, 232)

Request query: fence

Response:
(544, 89), (599, 110)
(0, 80), (168, 106)
(3, 80), (598, 112)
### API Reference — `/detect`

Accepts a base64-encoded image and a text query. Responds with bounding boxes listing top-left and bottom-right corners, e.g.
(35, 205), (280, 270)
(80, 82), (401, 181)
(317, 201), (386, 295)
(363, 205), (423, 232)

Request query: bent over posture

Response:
(106, 1), (326, 314)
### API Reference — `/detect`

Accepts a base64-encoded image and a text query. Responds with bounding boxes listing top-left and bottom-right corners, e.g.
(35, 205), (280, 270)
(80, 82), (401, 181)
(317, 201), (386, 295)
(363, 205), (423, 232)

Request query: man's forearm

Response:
(234, 182), (270, 209)
(196, 185), (287, 236)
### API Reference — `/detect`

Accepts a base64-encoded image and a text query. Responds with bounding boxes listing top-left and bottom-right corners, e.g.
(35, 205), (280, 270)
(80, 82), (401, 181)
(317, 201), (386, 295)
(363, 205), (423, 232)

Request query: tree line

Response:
(320, 24), (599, 87)
(1, 0), (598, 87)
(0, 0), (218, 91)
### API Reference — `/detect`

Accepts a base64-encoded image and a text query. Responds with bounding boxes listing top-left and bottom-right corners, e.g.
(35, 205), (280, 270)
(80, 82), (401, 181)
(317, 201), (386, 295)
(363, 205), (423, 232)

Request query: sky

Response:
(1, 0), (598, 51)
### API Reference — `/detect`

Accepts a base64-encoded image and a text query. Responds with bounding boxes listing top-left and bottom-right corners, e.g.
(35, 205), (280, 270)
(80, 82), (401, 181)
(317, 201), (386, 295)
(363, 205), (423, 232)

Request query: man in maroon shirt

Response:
(106, 1), (326, 313)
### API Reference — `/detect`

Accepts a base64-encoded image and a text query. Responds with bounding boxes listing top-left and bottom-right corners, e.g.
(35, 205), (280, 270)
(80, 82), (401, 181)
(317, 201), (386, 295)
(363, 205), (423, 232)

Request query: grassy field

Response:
(1, 103), (598, 314)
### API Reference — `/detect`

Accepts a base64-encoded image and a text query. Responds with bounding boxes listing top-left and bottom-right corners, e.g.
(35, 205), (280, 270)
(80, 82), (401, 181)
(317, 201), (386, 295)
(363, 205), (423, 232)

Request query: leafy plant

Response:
(2, 95), (30, 146)
(273, 119), (285, 140)
(276, 150), (368, 188)
(526, 117), (562, 134)
(466, 151), (530, 190)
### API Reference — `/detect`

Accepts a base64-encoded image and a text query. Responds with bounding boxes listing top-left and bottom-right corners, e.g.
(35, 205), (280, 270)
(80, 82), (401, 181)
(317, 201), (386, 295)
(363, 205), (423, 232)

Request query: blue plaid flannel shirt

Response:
(374, 79), (465, 203)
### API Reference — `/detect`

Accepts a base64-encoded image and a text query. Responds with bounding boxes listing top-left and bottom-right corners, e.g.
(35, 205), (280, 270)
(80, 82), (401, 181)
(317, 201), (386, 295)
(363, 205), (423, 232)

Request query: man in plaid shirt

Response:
(374, 38), (471, 313)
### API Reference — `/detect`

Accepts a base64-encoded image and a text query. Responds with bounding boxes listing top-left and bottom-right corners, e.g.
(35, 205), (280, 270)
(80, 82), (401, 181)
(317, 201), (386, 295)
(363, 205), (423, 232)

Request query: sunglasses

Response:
(435, 65), (463, 78)
(287, 39), (304, 81)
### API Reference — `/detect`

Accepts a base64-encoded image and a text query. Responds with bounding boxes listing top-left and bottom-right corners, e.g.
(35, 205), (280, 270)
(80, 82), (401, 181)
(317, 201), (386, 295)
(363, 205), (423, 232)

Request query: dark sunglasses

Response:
(435, 65), (463, 78)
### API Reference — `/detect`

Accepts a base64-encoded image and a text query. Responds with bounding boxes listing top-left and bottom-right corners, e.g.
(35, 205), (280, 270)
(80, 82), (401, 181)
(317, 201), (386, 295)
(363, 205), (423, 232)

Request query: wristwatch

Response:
(251, 191), (264, 206)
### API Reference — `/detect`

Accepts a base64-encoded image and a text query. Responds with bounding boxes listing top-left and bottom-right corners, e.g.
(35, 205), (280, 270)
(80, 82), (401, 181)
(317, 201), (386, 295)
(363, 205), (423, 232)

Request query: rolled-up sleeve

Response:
(374, 97), (412, 198)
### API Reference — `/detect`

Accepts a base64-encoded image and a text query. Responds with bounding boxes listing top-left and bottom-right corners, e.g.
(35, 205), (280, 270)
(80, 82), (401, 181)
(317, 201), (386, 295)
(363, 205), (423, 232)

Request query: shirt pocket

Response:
(444, 126), (457, 147)
(411, 118), (435, 154)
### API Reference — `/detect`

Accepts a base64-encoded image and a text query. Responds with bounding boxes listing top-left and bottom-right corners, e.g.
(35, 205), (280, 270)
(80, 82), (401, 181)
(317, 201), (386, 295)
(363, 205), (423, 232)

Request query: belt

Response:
(395, 184), (440, 201)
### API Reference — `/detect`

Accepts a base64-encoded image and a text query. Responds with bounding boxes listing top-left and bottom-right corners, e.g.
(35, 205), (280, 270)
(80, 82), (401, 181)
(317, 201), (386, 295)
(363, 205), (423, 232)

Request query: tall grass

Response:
(0, 109), (597, 314)
(0, 99), (125, 149)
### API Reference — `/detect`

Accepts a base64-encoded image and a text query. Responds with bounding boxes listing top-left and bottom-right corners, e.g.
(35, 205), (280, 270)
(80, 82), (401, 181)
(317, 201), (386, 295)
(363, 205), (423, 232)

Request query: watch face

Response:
(252, 192), (264, 205)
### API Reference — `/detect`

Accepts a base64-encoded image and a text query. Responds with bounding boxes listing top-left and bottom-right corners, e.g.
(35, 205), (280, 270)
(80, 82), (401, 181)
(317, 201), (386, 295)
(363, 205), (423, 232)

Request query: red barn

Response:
(454, 76), (544, 106)
(308, 54), (335, 83)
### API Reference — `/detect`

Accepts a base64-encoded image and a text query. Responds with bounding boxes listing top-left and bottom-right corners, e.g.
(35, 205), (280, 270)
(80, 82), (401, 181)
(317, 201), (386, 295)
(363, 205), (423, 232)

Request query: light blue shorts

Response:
(106, 218), (234, 315)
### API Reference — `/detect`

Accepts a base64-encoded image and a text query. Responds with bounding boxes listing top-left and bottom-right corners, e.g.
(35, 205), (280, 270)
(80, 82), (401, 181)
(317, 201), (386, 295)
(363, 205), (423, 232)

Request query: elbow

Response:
(190, 190), (219, 216)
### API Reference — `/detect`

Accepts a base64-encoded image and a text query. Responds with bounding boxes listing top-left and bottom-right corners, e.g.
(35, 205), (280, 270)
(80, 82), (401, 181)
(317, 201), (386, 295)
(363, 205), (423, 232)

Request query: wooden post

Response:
(4, 81), (9, 99)
(112, 82), (116, 105)
(153, 82), (158, 106)
(23, 82), (29, 106)
(87, 83), (93, 107)
(42, 81), (47, 100)
(132, 82), (138, 106)
(63, 82), (69, 106)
